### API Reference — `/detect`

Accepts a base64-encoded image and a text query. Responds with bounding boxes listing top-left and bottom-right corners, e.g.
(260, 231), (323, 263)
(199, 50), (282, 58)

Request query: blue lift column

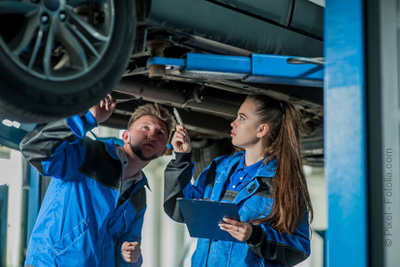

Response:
(325, 0), (368, 266)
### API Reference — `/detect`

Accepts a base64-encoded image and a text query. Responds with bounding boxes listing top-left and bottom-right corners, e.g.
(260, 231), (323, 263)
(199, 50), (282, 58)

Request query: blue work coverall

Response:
(20, 112), (146, 267)
(164, 152), (310, 267)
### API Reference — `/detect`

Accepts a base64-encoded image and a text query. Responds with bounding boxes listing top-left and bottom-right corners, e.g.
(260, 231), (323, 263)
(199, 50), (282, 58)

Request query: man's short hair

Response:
(127, 103), (175, 140)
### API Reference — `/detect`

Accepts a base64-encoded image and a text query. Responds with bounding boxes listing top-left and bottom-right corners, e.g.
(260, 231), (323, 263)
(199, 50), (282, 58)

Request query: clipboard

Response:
(177, 198), (242, 242)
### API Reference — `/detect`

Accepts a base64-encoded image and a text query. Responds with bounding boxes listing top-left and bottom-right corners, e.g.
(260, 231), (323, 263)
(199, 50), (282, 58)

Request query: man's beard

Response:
(131, 144), (158, 161)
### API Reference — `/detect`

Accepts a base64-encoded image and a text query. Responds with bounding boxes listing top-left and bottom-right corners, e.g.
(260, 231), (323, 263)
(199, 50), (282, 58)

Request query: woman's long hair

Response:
(247, 95), (313, 234)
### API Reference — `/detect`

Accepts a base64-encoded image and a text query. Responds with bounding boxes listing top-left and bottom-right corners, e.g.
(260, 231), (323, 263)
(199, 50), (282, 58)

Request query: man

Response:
(20, 94), (175, 267)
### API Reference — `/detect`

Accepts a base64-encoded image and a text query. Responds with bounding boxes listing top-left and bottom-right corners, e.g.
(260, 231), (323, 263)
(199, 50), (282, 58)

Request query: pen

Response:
(173, 107), (184, 125)
(173, 108), (187, 142)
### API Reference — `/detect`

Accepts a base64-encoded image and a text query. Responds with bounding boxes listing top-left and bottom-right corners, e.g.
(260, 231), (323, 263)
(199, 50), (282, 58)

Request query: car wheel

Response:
(0, 0), (136, 122)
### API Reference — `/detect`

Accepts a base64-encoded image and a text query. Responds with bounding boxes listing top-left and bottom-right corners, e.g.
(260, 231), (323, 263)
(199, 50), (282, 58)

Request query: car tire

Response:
(0, 0), (136, 122)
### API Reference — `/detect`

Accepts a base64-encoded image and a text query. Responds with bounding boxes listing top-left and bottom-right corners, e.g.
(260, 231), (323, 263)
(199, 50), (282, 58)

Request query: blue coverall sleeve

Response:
(247, 214), (311, 265)
(182, 160), (212, 199)
(114, 207), (145, 267)
(19, 111), (97, 179)
(164, 152), (217, 222)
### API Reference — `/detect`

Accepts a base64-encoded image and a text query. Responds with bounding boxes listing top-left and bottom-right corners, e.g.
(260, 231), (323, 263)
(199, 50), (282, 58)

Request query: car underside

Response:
(111, 0), (324, 166)
(0, 0), (324, 166)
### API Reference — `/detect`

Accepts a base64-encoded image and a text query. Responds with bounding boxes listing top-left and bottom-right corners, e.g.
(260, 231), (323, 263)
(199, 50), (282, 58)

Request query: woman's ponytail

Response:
(247, 95), (313, 234)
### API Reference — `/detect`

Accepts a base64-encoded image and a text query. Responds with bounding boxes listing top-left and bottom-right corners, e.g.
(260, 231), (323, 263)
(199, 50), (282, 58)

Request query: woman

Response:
(164, 95), (313, 267)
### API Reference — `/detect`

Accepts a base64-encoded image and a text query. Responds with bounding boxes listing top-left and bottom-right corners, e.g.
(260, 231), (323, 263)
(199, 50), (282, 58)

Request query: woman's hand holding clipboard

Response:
(177, 198), (243, 242)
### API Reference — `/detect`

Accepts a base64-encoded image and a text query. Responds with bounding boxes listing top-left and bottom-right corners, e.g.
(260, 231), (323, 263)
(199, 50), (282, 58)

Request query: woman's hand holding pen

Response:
(171, 124), (191, 153)
(219, 218), (253, 242)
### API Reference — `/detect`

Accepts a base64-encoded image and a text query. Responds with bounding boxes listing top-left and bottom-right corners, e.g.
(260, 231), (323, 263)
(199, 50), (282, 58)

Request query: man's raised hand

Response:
(89, 94), (117, 124)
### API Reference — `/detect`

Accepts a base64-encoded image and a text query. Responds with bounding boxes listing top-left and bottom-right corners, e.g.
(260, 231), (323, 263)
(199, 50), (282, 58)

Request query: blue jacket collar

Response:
(231, 151), (277, 178)
(213, 151), (277, 203)
(104, 139), (150, 191)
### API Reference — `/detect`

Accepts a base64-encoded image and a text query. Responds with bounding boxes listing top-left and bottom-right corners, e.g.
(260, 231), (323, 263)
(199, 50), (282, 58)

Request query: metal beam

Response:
(324, 0), (367, 266)
(147, 53), (324, 87)
(0, 124), (27, 151)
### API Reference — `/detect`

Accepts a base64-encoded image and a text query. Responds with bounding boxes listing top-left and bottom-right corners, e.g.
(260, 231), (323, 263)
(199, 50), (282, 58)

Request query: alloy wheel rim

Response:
(0, 0), (114, 82)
